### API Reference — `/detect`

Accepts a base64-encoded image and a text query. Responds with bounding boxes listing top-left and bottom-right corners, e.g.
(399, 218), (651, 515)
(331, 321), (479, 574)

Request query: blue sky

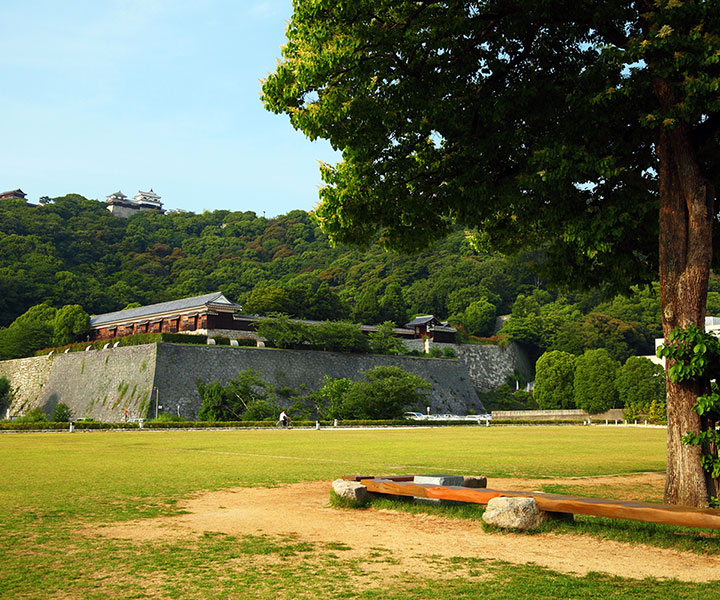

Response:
(1, 0), (338, 216)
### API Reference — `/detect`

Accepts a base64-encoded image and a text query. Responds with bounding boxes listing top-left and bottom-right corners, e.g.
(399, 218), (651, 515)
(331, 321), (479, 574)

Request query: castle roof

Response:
(90, 292), (241, 327)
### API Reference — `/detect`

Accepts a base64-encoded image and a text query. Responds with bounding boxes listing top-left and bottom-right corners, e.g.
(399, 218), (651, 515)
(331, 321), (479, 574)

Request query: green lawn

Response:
(1, 426), (716, 599)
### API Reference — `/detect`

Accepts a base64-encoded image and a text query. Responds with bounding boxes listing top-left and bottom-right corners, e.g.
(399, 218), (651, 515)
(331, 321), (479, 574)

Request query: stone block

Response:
(463, 476), (487, 488)
(414, 474), (465, 505)
(332, 479), (370, 503)
(482, 496), (548, 530)
(413, 474), (465, 486)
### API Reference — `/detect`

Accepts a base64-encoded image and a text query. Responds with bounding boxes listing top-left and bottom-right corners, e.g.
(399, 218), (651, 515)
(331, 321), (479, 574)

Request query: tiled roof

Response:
(90, 292), (241, 327)
(405, 315), (438, 327)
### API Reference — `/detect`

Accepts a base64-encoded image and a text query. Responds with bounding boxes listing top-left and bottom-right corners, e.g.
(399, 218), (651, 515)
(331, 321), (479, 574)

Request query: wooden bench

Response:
(342, 475), (720, 530)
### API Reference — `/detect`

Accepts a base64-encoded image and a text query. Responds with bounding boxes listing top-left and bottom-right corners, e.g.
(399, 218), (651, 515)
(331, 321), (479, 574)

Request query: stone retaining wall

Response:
(37, 345), (158, 421)
(153, 344), (482, 419)
(1, 343), (485, 420)
(0, 355), (54, 415)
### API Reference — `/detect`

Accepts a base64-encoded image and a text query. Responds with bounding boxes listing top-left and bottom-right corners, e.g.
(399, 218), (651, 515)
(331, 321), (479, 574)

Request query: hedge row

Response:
(0, 421), (139, 431)
(0, 419), (483, 431)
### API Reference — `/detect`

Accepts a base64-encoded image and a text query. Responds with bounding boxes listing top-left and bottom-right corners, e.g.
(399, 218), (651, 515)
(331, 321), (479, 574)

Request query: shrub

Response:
(241, 400), (277, 421)
(316, 366), (432, 420)
(161, 333), (206, 345)
(198, 368), (274, 421)
(14, 408), (49, 423)
(51, 403), (72, 422)
(211, 335), (231, 346)
(0, 376), (10, 417)
(35, 332), (205, 356)
(368, 321), (408, 355)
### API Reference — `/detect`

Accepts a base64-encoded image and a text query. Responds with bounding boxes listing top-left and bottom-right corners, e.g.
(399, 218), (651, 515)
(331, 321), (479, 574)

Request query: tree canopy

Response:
(262, 0), (720, 507)
(534, 351), (577, 410)
(261, 0), (688, 292)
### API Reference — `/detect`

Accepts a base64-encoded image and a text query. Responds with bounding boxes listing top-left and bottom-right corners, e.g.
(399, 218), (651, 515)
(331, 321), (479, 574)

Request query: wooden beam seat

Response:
(344, 476), (720, 530)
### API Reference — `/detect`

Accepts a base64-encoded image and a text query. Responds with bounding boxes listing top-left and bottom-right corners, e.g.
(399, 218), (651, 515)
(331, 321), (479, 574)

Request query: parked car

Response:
(403, 412), (427, 420)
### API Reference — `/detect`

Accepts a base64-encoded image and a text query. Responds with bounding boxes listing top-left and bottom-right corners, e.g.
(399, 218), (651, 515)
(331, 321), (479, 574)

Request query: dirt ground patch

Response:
(99, 473), (720, 583)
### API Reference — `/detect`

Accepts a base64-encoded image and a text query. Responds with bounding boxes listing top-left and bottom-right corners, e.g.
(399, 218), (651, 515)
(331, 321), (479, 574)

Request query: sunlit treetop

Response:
(263, 0), (720, 293)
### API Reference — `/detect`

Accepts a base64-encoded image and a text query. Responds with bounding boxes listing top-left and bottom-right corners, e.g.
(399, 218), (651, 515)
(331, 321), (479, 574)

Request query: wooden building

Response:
(405, 315), (457, 343)
(0, 189), (27, 200)
(89, 292), (245, 340)
(89, 293), (457, 345)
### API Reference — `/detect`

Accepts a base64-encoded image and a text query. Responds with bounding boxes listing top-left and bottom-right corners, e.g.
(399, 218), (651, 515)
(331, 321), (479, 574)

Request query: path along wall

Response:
(1, 343), (486, 420)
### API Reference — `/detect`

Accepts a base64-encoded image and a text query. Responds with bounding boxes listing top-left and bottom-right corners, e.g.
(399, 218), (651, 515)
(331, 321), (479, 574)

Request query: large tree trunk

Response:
(656, 98), (717, 506)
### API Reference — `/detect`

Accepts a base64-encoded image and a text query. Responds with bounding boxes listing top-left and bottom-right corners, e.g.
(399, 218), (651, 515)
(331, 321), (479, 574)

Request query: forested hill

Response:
(0, 194), (537, 328)
(4, 193), (719, 364)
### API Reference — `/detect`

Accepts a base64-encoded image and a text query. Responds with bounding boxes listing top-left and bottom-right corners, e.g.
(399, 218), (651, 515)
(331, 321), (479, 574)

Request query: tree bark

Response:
(656, 80), (717, 506)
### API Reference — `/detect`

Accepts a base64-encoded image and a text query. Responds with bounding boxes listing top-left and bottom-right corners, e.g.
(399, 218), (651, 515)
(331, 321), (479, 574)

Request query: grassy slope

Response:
(1, 426), (716, 599)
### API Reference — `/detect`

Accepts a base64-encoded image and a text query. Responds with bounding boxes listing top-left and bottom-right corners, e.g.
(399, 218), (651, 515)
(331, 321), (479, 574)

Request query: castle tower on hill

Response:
(106, 188), (164, 218)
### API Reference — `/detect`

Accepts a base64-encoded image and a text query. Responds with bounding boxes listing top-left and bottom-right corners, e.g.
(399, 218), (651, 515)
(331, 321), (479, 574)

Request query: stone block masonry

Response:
(153, 344), (482, 419)
(454, 343), (533, 392)
(38, 345), (158, 421)
(0, 343), (484, 421)
(0, 355), (54, 415)
(2, 345), (158, 421)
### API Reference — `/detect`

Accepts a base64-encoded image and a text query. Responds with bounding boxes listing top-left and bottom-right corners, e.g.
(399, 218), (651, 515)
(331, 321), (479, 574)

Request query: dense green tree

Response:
(379, 283), (408, 326)
(534, 351), (577, 410)
(353, 285), (383, 324)
(594, 284), (662, 350)
(330, 366), (431, 420)
(458, 299), (496, 337)
(196, 382), (228, 422)
(707, 292), (720, 318)
(309, 321), (370, 353)
(574, 349), (620, 415)
(313, 375), (353, 419)
(552, 313), (647, 363)
(262, 0), (720, 506)
(243, 286), (292, 316)
(616, 357), (667, 420)
(256, 316), (310, 350)
(445, 285), (500, 317)
(0, 304), (57, 359)
(306, 282), (347, 321)
(53, 304), (90, 346)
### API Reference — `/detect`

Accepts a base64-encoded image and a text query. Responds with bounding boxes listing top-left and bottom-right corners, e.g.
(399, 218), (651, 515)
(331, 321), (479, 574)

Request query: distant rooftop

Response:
(406, 315), (440, 327)
(0, 189), (27, 199)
